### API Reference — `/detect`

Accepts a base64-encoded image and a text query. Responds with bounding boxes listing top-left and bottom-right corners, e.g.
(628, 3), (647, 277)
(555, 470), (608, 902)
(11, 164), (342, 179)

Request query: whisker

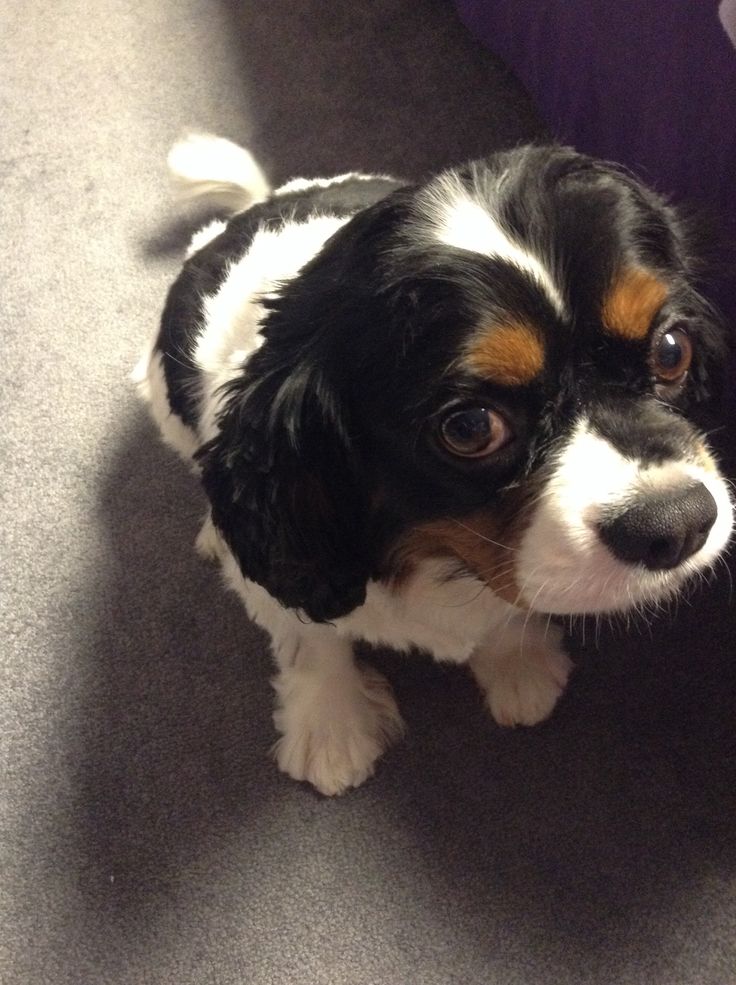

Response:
(474, 560), (518, 581)
(163, 348), (195, 371)
(519, 583), (548, 657)
(450, 518), (518, 553)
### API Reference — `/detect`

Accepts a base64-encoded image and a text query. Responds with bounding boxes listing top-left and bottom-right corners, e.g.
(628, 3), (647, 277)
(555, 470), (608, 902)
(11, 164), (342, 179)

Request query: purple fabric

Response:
(455, 0), (736, 326)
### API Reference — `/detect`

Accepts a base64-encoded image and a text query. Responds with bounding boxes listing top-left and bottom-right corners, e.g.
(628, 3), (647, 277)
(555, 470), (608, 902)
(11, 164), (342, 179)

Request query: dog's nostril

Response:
(598, 482), (717, 571)
(647, 535), (679, 568)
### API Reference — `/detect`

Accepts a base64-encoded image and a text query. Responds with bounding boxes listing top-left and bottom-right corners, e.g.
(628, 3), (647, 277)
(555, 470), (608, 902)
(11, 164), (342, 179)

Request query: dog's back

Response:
(136, 134), (401, 458)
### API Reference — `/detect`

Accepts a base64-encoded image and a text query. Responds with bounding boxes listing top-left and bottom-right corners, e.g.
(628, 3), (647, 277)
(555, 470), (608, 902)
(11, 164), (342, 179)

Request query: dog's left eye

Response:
(651, 324), (692, 392)
(439, 407), (512, 458)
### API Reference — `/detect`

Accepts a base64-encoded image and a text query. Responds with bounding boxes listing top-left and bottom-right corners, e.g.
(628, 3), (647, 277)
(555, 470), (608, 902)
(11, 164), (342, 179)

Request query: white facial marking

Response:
(516, 419), (733, 615)
(419, 172), (566, 318)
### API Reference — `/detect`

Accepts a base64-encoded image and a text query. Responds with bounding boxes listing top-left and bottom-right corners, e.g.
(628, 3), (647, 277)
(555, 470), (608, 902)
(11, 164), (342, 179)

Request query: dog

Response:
(136, 134), (733, 796)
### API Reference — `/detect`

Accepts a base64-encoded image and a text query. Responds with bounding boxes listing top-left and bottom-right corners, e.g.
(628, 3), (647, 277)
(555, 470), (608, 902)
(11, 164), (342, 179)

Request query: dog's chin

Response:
(511, 545), (701, 617)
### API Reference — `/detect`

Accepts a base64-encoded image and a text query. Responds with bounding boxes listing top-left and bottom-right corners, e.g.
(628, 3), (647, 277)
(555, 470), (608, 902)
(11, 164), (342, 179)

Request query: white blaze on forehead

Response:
(419, 172), (566, 318)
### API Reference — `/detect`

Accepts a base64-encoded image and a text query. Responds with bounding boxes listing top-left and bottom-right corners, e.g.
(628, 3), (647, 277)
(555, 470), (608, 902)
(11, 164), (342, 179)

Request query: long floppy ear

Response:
(195, 359), (369, 623)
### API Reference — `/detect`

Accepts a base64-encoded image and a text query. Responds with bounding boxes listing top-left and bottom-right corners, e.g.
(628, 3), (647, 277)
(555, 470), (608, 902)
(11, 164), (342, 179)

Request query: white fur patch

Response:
(133, 348), (200, 460)
(272, 657), (404, 796)
(339, 558), (511, 662)
(186, 219), (227, 258)
(275, 172), (392, 196)
(470, 618), (572, 727)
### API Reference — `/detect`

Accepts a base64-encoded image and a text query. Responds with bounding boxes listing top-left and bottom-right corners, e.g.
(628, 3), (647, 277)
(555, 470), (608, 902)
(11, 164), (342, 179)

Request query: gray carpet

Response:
(2, 1), (736, 983)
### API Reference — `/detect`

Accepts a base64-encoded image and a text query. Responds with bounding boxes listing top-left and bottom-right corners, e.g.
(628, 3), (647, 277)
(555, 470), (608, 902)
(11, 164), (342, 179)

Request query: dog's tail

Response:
(167, 133), (271, 213)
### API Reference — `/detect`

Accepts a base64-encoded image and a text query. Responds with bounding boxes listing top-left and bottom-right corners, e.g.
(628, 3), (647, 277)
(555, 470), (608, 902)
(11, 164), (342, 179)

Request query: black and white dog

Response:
(136, 134), (733, 795)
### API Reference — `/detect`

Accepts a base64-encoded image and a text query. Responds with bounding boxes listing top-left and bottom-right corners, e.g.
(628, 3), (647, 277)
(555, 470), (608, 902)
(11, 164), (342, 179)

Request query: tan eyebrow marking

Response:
(602, 267), (668, 340)
(463, 321), (545, 387)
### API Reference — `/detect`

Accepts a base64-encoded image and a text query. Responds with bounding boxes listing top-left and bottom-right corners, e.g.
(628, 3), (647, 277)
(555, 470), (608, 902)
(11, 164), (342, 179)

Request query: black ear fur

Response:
(194, 191), (416, 622)
(196, 358), (370, 623)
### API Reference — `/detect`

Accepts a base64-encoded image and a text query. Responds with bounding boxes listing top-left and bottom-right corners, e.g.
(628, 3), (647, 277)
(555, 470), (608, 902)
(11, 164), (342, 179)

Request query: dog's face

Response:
(200, 146), (733, 622)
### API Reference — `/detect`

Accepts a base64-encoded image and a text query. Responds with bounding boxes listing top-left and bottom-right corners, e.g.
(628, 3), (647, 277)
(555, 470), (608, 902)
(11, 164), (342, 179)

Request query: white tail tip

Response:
(167, 133), (271, 213)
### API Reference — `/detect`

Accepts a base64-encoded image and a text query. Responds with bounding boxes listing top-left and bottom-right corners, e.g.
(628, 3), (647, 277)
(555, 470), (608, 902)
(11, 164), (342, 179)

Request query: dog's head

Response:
(198, 146), (733, 622)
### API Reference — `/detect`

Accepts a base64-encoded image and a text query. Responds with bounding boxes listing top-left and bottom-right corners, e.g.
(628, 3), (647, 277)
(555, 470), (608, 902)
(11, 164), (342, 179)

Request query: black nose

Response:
(598, 483), (718, 570)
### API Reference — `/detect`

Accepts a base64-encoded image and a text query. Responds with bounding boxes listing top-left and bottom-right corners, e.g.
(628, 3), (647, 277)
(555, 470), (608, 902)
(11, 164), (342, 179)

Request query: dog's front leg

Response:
(268, 620), (405, 795)
(214, 546), (404, 794)
(229, 574), (402, 795)
(469, 611), (573, 728)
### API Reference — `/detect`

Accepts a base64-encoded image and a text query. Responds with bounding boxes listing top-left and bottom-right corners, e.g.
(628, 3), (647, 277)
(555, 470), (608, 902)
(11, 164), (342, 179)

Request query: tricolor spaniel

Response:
(136, 135), (733, 795)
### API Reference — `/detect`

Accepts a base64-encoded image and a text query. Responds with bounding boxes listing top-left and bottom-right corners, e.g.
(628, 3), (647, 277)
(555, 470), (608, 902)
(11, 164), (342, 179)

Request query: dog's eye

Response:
(439, 407), (512, 458)
(651, 325), (692, 392)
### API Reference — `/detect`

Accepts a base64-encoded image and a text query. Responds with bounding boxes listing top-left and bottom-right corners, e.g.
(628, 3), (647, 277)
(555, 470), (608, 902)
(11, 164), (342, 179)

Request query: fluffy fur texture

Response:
(137, 134), (733, 795)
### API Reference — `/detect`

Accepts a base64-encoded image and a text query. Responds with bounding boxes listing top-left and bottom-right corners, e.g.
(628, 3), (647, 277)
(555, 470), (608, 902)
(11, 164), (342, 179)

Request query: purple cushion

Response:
(455, 0), (736, 325)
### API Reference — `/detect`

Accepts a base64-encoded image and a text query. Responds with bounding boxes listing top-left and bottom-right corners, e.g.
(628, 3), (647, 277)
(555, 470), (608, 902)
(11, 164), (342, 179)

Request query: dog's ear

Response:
(196, 359), (369, 623)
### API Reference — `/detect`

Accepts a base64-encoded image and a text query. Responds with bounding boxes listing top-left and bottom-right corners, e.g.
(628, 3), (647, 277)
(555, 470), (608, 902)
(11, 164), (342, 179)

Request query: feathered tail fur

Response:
(167, 133), (271, 213)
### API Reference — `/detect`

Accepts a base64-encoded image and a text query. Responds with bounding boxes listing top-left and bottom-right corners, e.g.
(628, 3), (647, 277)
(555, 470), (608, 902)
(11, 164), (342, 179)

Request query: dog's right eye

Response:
(438, 407), (512, 458)
(651, 324), (693, 396)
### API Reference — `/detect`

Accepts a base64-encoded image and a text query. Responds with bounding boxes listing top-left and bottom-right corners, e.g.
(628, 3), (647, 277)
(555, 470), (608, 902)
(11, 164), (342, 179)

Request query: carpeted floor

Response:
(2, 1), (735, 983)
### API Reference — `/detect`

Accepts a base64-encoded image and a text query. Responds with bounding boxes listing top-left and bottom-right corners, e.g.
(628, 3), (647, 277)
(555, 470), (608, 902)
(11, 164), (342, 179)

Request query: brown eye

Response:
(439, 407), (512, 458)
(651, 325), (692, 388)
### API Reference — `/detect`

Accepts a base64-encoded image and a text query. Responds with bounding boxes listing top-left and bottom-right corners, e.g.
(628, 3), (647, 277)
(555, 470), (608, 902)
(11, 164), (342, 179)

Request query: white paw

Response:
(476, 623), (573, 728)
(272, 664), (405, 796)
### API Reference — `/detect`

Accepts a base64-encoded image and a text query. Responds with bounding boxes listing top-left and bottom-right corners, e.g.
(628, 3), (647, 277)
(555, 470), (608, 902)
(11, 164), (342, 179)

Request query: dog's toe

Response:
(272, 664), (405, 796)
(470, 621), (572, 728)
(486, 644), (572, 728)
